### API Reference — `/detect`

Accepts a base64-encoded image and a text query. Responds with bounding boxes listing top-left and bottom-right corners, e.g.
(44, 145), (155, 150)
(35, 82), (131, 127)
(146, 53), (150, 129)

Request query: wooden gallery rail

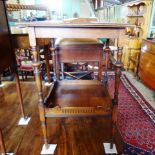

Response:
(19, 22), (134, 154)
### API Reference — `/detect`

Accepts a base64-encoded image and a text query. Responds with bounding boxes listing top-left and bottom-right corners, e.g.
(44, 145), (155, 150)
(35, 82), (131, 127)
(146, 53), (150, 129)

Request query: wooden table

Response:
(18, 21), (134, 81)
(18, 21), (134, 154)
(19, 22), (134, 46)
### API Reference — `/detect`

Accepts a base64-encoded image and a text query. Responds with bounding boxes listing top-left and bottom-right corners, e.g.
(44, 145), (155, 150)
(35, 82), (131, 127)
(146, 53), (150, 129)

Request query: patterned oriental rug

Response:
(108, 73), (155, 155)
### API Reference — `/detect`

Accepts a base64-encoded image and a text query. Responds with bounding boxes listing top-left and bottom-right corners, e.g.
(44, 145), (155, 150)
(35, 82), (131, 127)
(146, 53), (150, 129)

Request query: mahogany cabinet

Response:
(139, 39), (155, 90)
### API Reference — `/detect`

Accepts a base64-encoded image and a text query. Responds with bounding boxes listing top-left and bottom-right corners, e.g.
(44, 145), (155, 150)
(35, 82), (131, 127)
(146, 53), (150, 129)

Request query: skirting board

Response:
(41, 144), (57, 154)
(18, 117), (31, 125)
(103, 143), (117, 154)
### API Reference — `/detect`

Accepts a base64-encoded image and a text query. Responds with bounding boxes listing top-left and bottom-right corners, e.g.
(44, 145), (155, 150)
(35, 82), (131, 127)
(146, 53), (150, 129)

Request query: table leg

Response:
(50, 39), (57, 81)
(31, 45), (49, 149)
(14, 67), (26, 118)
(44, 45), (51, 83)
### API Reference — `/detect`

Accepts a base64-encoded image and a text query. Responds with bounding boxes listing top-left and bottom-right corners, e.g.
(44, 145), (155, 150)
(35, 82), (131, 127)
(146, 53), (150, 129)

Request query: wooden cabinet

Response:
(120, 0), (152, 72)
(149, 0), (155, 36)
(119, 37), (141, 71)
(0, 0), (14, 73)
(125, 0), (152, 38)
(139, 39), (155, 90)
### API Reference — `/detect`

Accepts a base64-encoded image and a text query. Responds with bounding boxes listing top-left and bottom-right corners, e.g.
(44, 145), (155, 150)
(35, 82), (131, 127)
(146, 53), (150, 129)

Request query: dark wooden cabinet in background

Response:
(0, 0), (14, 73)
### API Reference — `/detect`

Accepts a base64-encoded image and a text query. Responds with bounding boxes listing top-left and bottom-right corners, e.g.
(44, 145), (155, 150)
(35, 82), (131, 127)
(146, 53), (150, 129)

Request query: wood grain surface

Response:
(139, 39), (155, 90)
(0, 82), (123, 155)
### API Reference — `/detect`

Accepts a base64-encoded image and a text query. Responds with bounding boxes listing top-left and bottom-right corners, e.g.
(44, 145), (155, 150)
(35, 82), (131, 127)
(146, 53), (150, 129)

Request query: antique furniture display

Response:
(139, 39), (155, 90)
(125, 0), (152, 38)
(20, 21), (133, 153)
(119, 0), (152, 73)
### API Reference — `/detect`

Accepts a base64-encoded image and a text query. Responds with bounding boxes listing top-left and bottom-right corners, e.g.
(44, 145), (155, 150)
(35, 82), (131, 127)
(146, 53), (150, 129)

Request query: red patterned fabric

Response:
(108, 73), (155, 153)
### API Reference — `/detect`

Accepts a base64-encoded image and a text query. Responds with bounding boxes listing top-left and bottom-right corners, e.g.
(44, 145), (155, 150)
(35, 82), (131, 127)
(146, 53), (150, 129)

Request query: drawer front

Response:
(141, 40), (155, 54)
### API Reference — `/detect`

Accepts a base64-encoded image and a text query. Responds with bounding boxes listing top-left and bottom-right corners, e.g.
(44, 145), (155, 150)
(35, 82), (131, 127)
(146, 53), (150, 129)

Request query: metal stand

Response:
(103, 143), (117, 154)
(41, 144), (57, 154)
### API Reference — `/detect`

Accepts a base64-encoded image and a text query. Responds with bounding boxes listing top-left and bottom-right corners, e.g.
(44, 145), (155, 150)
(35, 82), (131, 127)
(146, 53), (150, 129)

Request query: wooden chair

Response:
(13, 35), (52, 82)
(39, 40), (123, 150)
(15, 48), (34, 80)
(126, 47), (141, 77)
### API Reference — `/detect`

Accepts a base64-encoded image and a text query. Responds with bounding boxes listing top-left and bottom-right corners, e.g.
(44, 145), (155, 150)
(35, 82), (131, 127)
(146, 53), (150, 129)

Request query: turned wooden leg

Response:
(99, 61), (103, 81)
(113, 67), (121, 104)
(21, 71), (24, 81)
(103, 71), (108, 85)
(127, 49), (131, 71)
(113, 47), (122, 104)
(39, 104), (48, 148)
(135, 51), (140, 78)
(44, 45), (51, 83)
(14, 68), (26, 118)
(110, 103), (118, 149)
(55, 48), (60, 81)
(0, 74), (2, 85)
(31, 45), (49, 148)
(110, 116), (114, 149)
(50, 39), (57, 81)
(103, 45), (111, 84)
(111, 47), (123, 147)
(60, 62), (65, 80)
(0, 129), (6, 155)
(25, 71), (27, 79)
